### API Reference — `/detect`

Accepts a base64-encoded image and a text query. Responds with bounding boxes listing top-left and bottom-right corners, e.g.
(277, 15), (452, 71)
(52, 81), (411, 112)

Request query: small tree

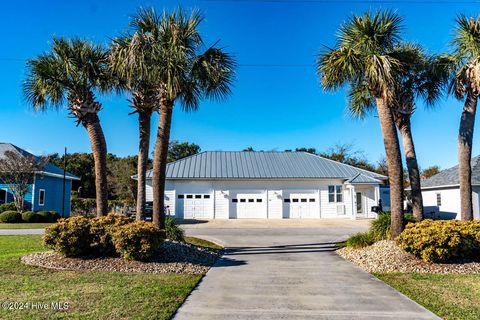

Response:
(0, 151), (48, 212)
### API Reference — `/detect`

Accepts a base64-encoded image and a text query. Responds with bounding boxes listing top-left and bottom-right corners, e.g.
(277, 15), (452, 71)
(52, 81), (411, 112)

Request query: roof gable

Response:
(143, 151), (386, 180)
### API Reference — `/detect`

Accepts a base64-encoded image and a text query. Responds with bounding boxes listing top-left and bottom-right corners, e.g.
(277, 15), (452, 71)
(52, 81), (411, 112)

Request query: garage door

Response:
(177, 194), (213, 219)
(283, 192), (319, 218)
(230, 192), (266, 219)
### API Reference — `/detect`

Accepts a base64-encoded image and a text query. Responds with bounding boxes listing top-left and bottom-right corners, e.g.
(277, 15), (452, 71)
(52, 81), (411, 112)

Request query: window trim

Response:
(38, 189), (46, 206)
(328, 185), (343, 203)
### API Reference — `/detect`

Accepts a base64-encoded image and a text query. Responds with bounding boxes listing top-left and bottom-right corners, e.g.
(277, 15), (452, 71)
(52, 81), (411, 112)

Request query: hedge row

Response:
(44, 214), (165, 261)
(397, 219), (480, 263)
(0, 210), (60, 223)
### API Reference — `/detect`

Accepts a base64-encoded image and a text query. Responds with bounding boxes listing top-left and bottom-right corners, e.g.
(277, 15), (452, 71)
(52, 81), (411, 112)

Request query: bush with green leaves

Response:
(165, 216), (185, 241)
(90, 214), (133, 255)
(0, 210), (21, 223)
(112, 221), (164, 261)
(345, 232), (376, 248)
(0, 202), (16, 213)
(21, 211), (41, 223)
(397, 219), (480, 263)
(43, 216), (92, 257)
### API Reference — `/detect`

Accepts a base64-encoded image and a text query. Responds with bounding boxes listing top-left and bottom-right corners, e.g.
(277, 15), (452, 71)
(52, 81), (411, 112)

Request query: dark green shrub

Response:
(165, 216), (185, 241)
(90, 214), (133, 256)
(112, 221), (164, 261)
(370, 213), (391, 240)
(345, 232), (375, 248)
(397, 219), (480, 263)
(0, 202), (16, 213)
(0, 210), (21, 223)
(21, 211), (41, 223)
(50, 211), (61, 221)
(43, 216), (92, 257)
(36, 211), (60, 222)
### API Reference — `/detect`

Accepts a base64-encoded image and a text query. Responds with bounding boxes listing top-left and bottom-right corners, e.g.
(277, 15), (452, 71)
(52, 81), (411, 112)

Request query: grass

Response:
(185, 236), (223, 249)
(0, 235), (203, 319)
(0, 223), (53, 229)
(375, 273), (480, 320)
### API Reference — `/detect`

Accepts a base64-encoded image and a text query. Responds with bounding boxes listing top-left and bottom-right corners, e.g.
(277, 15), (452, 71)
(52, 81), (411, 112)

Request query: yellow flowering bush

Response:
(90, 214), (134, 255)
(112, 221), (165, 261)
(43, 216), (92, 257)
(397, 219), (480, 263)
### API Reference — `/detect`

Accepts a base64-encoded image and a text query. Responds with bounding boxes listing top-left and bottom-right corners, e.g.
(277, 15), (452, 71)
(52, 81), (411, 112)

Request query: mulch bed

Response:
(337, 240), (480, 274)
(21, 240), (222, 275)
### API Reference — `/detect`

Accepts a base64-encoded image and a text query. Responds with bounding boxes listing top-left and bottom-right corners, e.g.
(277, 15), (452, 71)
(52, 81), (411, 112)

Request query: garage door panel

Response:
(230, 191), (266, 219)
(178, 193), (213, 219)
(283, 192), (319, 219)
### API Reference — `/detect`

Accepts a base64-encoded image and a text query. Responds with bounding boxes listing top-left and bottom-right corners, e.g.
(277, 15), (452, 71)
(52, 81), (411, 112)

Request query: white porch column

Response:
(349, 185), (356, 220)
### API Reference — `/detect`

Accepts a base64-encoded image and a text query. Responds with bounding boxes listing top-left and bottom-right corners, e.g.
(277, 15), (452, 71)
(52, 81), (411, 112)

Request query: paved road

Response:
(175, 220), (439, 320)
(0, 229), (44, 235)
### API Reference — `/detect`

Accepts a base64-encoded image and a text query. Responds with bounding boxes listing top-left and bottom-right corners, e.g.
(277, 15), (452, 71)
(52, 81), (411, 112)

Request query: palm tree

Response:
(130, 8), (236, 228)
(317, 10), (406, 238)
(109, 35), (161, 220)
(24, 38), (113, 217)
(449, 15), (480, 221)
(348, 44), (448, 221)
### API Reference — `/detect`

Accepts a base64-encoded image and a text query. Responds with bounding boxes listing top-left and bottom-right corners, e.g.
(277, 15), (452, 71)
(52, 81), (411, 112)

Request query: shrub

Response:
(370, 213), (391, 240)
(165, 217), (185, 241)
(397, 219), (480, 263)
(21, 211), (41, 223)
(0, 202), (16, 213)
(43, 216), (92, 257)
(0, 210), (21, 223)
(112, 221), (164, 261)
(90, 214), (133, 256)
(50, 211), (61, 222)
(345, 232), (375, 248)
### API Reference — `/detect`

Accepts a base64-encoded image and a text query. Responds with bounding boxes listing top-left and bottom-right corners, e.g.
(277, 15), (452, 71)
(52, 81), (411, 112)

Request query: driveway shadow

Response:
(225, 242), (339, 256)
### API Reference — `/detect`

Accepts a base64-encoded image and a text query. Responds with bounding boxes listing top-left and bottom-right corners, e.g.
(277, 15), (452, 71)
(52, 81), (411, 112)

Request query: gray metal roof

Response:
(0, 143), (79, 180)
(422, 155), (480, 189)
(142, 151), (386, 181)
(346, 173), (382, 184)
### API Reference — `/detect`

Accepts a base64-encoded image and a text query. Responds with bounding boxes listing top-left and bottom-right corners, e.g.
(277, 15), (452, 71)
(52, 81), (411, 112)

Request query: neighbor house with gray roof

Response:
(136, 151), (388, 220)
(0, 143), (79, 216)
(421, 155), (480, 220)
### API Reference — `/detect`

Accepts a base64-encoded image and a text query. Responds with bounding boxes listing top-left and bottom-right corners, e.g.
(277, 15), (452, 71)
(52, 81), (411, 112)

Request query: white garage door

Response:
(283, 192), (319, 218)
(177, 194), (213, 219)
(230, 192), (266, 219)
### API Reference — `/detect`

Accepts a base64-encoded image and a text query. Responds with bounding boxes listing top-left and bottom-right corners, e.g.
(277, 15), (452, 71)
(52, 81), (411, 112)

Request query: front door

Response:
(356, 192), (363, 214)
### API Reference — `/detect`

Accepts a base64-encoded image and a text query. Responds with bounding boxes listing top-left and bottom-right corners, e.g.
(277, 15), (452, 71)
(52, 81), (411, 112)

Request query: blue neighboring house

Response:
(0, 143), (79, 217)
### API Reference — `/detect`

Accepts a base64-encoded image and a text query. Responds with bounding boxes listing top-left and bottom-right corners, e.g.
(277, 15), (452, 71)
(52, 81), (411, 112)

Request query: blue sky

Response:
(1, 0), (478, 170)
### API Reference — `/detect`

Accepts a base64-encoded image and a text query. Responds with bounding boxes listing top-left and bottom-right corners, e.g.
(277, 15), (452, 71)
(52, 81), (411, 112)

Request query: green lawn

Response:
(184, 236), (223, 249)
(375, 273), (480, 320)
(0, 223), (53, 229)
(0, 235), (203, 319)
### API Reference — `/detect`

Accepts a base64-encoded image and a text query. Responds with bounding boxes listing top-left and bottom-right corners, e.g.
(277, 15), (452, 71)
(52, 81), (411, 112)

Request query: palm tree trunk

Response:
(396, 115), (423, 220)
(152, 100), (173, 228)
(458, 92), (478, 221)
(136, 111), (151, 220)
(83, 113), (109, 217)
(375, 97), (404, 238)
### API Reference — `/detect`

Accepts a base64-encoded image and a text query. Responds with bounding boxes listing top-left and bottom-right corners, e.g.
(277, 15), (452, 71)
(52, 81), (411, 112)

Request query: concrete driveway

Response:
(175, 219), (439, 320)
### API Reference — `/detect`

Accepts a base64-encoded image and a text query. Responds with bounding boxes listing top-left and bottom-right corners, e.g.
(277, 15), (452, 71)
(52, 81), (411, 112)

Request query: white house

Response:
(138, 151), (387, 220)
(421, 155), (480, 220)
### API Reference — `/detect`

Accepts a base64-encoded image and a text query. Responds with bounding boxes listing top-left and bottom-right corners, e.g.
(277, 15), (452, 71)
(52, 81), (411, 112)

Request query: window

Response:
(284, 199), (291, 203)
(436, 193), (441, 206)
(301, 198), (307, 202)
(232, 199), (238, 203)
(39, 189), (45, 206)
(292, 198), (299, 202)
(186, 195), (193, 199)
(328, 185), (343, 203)
(195, 195), (202, 199)
(204, 195), (210, 199)
(178, 195), (184, 199)
(248, 199), (254, 203)
(240, 199), (246, 203)
(0, 189), (6, 204)
(256, 199), (262, 202)
(309, 198), (315, 202)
